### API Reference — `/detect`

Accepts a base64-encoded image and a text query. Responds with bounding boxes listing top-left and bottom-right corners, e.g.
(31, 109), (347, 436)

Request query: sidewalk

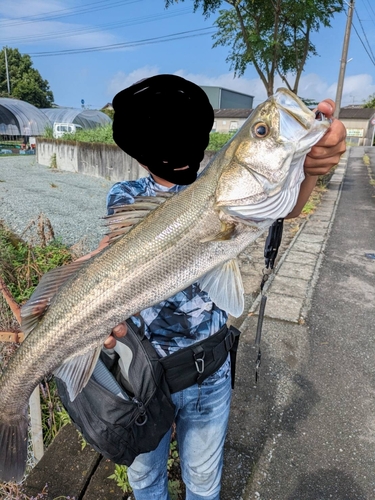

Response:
(222, 146), (375, 499)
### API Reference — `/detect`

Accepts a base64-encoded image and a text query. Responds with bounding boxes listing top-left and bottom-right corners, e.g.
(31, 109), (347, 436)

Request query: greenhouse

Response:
(0, 97), (51, 138)
(0, 98), (112, 140)
(41, 108), (111, 130)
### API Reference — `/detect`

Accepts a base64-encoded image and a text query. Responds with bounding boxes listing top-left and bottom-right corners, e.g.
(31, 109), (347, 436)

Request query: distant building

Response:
(339, 107), (375, 146)
(200, 86), (254, 110)
(212, 108), (252, 134)
(102, 102), (114, 111)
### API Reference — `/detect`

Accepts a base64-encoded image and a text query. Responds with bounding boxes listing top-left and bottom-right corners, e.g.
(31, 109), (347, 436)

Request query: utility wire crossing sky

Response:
(1, 0), (374, 109)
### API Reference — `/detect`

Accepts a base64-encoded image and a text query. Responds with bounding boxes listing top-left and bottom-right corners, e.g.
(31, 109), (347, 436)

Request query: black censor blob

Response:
(112, 74), (214, 185)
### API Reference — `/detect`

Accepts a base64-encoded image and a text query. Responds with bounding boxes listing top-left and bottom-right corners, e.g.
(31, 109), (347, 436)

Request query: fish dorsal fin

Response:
(198, 259), (244, 318)
(54, 346), (102, 401)
(105, 193), (172, 243)
(20, 260), (87, 336)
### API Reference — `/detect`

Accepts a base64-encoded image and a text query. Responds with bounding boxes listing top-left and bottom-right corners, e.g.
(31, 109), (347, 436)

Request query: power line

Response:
(27, 27), (216, 58)
(1, 8), (193, 45)
(362, 0), (375, 21)
(353, 3), (375, 64)
(0, 0), (142, 28)
(351, 22), (375, 65)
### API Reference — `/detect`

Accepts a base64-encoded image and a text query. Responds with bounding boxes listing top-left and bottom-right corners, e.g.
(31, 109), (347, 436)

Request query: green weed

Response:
(49, 153), (57, 169)
(301, 186), (327, 216)
(61, 124), (115, 144)
(207, 132), (235, 152)
(108, 437), (184, 498)
(39, 379), (71, 449)
(43, 125), (54, 139)
(0, 220), (72, 304)
(0, 220), (77, 495)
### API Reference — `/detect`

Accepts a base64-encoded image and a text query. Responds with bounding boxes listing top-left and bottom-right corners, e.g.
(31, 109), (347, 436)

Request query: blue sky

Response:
(1, 0), (374, 110)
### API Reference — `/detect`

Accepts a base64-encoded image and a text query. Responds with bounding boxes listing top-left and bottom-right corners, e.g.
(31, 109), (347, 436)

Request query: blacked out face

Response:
(145, 161), (200, 185)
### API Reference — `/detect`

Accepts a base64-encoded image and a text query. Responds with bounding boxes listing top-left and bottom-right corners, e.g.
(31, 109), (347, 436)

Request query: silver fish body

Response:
(0, 89), (330, 482)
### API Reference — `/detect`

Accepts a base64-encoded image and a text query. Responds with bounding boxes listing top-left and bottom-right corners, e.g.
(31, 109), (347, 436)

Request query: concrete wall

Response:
(37, 138), (146, 182)
(36, 138), (217, 182)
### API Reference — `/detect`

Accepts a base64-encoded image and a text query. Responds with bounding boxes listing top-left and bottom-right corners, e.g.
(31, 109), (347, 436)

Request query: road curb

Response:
(243, 151), (349, 328)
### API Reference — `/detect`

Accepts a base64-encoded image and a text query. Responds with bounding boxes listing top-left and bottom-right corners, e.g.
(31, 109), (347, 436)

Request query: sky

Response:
(1, 0), (375, 110)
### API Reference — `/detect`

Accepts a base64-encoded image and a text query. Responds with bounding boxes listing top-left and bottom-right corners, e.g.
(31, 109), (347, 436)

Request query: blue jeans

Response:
(127, 357), (232, 500)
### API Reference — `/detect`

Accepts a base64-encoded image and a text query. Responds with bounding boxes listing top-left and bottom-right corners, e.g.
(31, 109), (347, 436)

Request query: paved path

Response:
(222, 146), (375, 500)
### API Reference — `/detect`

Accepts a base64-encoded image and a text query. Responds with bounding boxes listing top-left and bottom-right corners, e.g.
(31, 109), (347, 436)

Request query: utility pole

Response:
(334, 0), (355, 118)
(4, 47), (11, 95)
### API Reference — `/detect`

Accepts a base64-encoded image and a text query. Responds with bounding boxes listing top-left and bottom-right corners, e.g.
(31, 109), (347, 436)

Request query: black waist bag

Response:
(55, 319), (176, 466)
(160, 323), (241, 392)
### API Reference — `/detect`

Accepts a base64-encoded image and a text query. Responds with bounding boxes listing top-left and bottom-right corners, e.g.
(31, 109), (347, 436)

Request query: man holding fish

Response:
(0, 74), (346, 496)
(96, 75), (346, 499)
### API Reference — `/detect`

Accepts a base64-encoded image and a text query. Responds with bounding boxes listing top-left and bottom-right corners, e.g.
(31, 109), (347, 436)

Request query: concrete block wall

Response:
(36, 139), (217, 183)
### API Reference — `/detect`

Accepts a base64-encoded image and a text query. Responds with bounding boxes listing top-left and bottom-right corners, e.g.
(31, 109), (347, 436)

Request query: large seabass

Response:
(0, 89), (329, 482)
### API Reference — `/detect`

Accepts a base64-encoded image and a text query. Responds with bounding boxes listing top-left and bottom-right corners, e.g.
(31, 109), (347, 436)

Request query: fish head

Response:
(216, 88), (330, 224)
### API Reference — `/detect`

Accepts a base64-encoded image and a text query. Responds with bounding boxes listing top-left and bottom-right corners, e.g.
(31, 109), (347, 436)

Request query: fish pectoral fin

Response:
(198, 259), (244, 318)
(200, 222), (236, 243)
(20, 260), (87, 337)
(105, 193), (171, 243)
(53, 346), (102, 401)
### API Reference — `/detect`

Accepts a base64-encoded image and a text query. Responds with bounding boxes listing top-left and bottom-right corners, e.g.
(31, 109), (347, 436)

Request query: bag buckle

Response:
(193, 346), (205, 374)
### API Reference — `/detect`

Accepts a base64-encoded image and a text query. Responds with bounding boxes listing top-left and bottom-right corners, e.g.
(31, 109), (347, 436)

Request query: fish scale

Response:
(0, 88), (330, 482)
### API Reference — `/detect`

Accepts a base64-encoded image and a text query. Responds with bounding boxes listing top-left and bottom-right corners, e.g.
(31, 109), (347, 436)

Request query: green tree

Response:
(165, 0), (343, 96)
(363, 93), (375, 108)
(0, 47), (54, 107)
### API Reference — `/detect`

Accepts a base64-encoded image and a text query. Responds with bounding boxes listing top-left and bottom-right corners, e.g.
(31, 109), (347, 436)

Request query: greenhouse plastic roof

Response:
(41, 108), (111, 128)
(0, 98), (51, 136)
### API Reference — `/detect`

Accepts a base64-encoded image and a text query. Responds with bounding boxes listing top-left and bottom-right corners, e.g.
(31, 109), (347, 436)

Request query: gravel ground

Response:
(0, 156), (114, 252)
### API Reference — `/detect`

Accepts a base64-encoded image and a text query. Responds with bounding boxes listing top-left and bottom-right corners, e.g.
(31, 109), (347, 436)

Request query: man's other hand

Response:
(304, 99), (347, 176)
(104, 322), (128, 349)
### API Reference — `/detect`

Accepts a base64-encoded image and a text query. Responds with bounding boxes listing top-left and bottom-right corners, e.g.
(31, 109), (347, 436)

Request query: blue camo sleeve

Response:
(106, 182), (135, 214)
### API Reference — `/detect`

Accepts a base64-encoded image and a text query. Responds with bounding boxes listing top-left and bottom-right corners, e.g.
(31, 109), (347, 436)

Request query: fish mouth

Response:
(274, 88), (330, 143)
(275, 89), (314, 130)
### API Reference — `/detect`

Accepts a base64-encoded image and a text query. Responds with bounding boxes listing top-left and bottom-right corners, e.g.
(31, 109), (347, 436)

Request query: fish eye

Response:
(254, 122), (269, 138)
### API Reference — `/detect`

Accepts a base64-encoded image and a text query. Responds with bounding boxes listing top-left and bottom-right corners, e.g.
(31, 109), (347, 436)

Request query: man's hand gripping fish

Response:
(0, 89), (330, 482)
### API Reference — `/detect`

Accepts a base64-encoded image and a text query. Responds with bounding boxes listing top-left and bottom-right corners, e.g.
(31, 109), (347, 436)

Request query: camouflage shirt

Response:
(106, 175), (228, 357)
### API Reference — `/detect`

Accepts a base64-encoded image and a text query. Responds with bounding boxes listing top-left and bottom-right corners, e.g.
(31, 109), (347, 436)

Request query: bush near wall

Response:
(44, 124), (233, 152)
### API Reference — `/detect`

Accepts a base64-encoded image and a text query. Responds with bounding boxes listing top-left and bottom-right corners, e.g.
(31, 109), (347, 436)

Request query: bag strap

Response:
(255, 218), (284, 383)
(227, 326), (241, 389)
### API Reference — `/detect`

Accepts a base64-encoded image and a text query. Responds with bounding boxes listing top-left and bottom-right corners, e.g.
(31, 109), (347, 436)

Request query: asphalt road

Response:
(234, 147), (375, 500)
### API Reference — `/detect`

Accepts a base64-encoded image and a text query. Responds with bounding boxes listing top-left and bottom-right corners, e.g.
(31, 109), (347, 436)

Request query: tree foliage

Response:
(165, 0), (343, 96)
(363, 93), (375, 108)
(0, 47), (54, 107)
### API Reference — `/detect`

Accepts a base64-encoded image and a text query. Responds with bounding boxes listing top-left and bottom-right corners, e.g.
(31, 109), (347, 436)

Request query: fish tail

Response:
(0, 416), (29, 483)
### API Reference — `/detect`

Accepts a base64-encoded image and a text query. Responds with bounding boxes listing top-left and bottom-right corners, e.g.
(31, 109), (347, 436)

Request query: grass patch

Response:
(44, 124), (235, 153)
(0, 219), (72, 304)
(0, 218), (74, 496)
(301, 185), (327, 216)
(108, 432), (184, 499)
(0, 218), (184, 498)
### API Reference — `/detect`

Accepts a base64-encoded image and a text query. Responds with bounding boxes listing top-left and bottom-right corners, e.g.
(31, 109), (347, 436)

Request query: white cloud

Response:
(0, 0), (122, 50)
(327, 74), (375, 106)
(107, 67), (375, 109)
(1, 19), (120, 50)
(0, 0), (63, 18)
(106, 66), (161, 98)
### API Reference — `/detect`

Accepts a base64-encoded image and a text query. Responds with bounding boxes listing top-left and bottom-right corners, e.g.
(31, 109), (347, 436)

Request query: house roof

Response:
(214, 109), (253, 119)
(338, 107), (375, 119)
